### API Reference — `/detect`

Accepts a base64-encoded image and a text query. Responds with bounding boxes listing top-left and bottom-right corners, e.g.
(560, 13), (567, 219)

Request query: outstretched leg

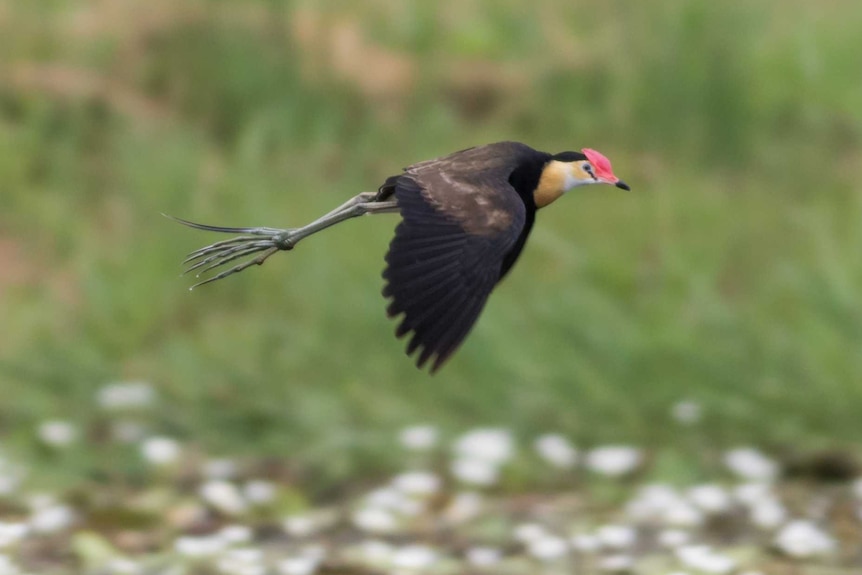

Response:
(167, 191), (398, 289)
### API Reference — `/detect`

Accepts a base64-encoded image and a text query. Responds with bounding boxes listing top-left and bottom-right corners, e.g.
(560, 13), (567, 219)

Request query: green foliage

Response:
(1, 0), (861, 488)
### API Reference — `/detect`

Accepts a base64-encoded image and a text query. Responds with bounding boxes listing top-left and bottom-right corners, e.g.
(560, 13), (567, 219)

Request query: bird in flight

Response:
(170, 141), (630, 372)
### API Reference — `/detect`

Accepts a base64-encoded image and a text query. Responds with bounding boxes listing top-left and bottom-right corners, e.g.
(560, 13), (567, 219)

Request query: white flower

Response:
(664, 500), (705, 528)
(399, 425), (439, 451)
(513, 523), (547, 543)
(111, 421), (146, 443)
(585, 446), (642, 477)
(174, 535), (225, 558)
(277, 556), (320, 575)
(97, 381), (155, 410)
(450, 458), (500, 486)
(676, 545), (735, 574)
(723, 448), (779, 482)
(364, 487), (404, 510)
(703, 564), (740, 575)
(216, 547), (265, 575)
(391, 471), (441, 497)
(453, 428), (514, 464)
(299, 544), (327, 561)
(105, 557), (142, 574)
(244, 480), (277, 505)
(570, 533), (601, 553)
(357, 539), (394, 564)
(396, 497), (424, 517)
(204, 458), (239, 480)
(675, 544), (709, 564)
(217, 524), (253, 545)
(687, 484), (731, 514)
(352, 507), (397, 534)
(391, 544), (437, 570)
(657, 528), (690, 548)
(527, 535), (569, 561)
(597, 524), (637, 550)
(225, 566), (265, 575)
(37, 420), (77, 447)
(0, 522), (28, 548)
(225, 547), (263, 564)
(465, 546), (501, 567)
(362, 486), (422, 516)
(0, 555), (22, 575)
(671, 400), (701, 424)
(29, 504), (75, 533)
(626, 484), (705, 527)
(0, 478), (20, 498)
(0, 460), (25, 496)
(26, 493), (56, 511)
(534, 434), (578, 469)
(598, 554), (634, 572)
(774, 520), (835, 558)
(733, 482), (772, 506)
(283, 515), (317, 538)
(625, 483), (680, 521)
(443, 491), (483, 524)
(750, 498), (786, 530)
(140, 436), (180, 466)
(217, 562), (265, 575)
(200, 480), (247, 516)
(401, 498), (429, 517)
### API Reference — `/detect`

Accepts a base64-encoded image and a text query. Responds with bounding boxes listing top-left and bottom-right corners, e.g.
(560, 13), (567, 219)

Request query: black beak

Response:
(615, 180), (631, 191)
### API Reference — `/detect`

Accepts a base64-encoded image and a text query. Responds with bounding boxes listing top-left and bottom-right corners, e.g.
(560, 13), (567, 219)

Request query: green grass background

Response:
(1, 1), (861, 488)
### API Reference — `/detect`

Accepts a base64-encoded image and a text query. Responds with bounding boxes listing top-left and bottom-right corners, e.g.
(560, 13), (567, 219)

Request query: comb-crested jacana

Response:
(170, 141), (630, 372)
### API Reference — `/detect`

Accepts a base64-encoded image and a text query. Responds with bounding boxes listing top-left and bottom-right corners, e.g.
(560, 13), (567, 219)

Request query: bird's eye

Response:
(583, 163), (596, 178)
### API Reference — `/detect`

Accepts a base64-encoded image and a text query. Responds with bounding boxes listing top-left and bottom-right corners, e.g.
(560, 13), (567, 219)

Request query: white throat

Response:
(562, 168), (581, 191)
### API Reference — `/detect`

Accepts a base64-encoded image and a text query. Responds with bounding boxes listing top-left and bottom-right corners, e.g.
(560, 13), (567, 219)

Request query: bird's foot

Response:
(165, 215), (298, 289)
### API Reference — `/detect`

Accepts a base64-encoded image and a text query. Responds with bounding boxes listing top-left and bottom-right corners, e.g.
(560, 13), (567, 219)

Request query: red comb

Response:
(581, 148), (618, 182)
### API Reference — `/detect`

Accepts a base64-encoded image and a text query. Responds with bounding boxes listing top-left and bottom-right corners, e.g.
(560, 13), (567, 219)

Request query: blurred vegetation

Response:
(1, 0), (861, 489)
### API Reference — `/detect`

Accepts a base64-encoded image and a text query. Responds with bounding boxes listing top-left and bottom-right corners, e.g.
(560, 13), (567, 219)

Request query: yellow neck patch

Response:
(533, 160), (571, 208)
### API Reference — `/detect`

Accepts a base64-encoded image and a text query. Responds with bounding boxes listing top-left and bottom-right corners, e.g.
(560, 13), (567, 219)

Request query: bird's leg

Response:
(284, 192), (399, 245)
(168, 192), (399, 289)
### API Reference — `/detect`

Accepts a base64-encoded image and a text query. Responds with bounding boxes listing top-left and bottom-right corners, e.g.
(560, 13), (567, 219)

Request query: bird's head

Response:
(533, 148), (630, 208)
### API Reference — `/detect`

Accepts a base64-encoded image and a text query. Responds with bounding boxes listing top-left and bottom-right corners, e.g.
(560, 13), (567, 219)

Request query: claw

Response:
(166, 213), (290, 288)
(188, 244), (272, 277)
(162, 214), (284, 235)
(189, 246), (280, 290)
(183, 236), (261, 263)
(183, 241), (275, 275)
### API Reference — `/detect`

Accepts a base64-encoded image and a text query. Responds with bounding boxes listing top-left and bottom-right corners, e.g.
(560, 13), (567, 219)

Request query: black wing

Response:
(382, 145), (531, 372)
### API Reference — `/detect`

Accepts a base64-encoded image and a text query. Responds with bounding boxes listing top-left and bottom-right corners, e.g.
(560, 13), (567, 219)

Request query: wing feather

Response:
(383, 143), (537, 371)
